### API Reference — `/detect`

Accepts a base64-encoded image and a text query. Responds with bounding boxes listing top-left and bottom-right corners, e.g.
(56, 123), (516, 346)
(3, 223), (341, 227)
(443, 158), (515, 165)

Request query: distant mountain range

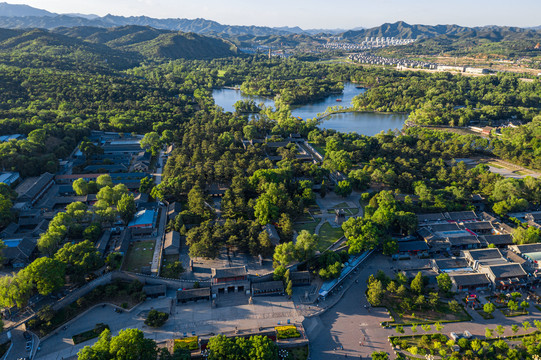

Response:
(342, 21), (541, 41)
(0, 2), (347, 36)
(0, 2), (539, 42)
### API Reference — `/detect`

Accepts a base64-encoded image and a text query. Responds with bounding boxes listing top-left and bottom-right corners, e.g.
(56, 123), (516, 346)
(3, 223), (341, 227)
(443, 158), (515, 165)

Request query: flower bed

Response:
(174, 336), (199, 351)
(275, 325), (301, 339)
(72, 323), (109, 345)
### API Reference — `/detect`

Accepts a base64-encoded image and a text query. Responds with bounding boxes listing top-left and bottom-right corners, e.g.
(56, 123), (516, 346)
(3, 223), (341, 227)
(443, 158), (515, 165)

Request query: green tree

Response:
(96, 174), (113, 188)
(511, 324), (519, 335)
(508, 300), (519, 312)
(145, 309), (169, 327)
(436, 273), (452, 293)
(371, 351), (389, 360)
(141, 131), (162, 156)
(335, 180), (352, 198)
(117, 194), (136, 224)
(367, 279), (383, 306)
(520, 300), (529, 313)
(285, 280), (293, 297)
(495, 325), (505, 338)
(513, 226), (541, 245)
(294, 230), (317, 261)
(20, 257), (65, 295)
(273, 242), (296, 268)
(448, 300), (461, 313)
(54, 240), (103, 276)
(161, 261), (184, 279)
(483, 302), (496, 317)
(72, 178), (89, 196)
(410, 272), (424, 294)
(188, 185), (206, 216)
(243, 125), (258, 139)
(277, 213), (294, 242)
(254, 195), (279, 225)
(139, 177), (155, 194)
(78, 328), (157, 360)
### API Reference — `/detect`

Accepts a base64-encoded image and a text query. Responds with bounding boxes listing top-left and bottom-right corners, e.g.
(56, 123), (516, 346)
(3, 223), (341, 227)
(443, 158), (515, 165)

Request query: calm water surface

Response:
(212, 83), (408, 136)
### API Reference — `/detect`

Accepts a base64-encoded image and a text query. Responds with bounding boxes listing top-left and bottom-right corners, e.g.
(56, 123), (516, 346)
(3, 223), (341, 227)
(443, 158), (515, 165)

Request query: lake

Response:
(212, 83), (408, 136)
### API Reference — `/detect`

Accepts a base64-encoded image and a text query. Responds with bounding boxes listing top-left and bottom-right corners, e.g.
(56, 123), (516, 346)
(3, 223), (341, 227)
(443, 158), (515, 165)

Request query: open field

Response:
(122, 240), (155, 273)
(318, 222), (344, 250)
(294, 221), (318, 235)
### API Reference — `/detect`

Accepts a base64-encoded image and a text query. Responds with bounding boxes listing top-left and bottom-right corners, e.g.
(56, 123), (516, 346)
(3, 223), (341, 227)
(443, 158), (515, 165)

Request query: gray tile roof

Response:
(211, 266), (248, 279)
(451, 273), (491, 287)
(488, 263), (527, 279)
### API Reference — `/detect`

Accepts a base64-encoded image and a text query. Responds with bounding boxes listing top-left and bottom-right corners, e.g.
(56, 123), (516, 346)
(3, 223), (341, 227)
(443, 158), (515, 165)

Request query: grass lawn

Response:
(308, 142), (326, 157)
(160, 253), (179, 273)
(383, 293), (471, 325)
(317, 222), (344, 250)
(294, 222), (318, 235)
(285, 344), (309, 360)
(391, 334), (448, 355)
(295, 210), (314, 223)
(72, 324), (109, 345)
(477, 310), (494, 319)
(488, 162), (505, 169)
(122, 240), (155, 273)
(500, 308), (528, 317)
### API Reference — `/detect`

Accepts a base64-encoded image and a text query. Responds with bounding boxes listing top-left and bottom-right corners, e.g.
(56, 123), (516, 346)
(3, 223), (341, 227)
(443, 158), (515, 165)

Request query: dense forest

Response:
(0, 28), (541, 311)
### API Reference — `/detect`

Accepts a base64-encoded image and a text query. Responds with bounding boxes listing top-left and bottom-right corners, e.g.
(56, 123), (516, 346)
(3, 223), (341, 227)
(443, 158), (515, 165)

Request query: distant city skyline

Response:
(3, 0), (541, 29)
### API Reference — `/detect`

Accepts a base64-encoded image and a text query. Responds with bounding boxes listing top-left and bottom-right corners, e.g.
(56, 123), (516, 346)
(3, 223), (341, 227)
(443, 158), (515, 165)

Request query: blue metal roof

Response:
(128, 209), (157, 228)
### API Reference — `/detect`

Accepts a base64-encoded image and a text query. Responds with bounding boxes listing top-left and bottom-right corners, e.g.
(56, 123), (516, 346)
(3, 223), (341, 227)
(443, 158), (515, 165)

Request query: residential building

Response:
(211, 266), (250, 295)
(264, 224), (281, 246)
(15, 172), (54, 205)
(0, 172), (20, 186)
(450, 273), (491, 292)
(177, 288), (211, 304)
(2, 237), (36, 267)
(432, 258), (472, 273)
(163, 231), (181, 255)
(167, 202), (182, 222)
(464, 248), (506, 269)
(464, 221), (494, 235)
(252, 281), (284, 296)
(143, 285), (166, 298)
(479, 234), (513, 248)
(480, 263), (528, 290)
(96, 230), (112, 255)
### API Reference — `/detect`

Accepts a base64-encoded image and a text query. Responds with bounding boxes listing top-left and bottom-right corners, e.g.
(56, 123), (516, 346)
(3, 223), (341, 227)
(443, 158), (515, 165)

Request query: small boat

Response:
(336, 99), (342, 102)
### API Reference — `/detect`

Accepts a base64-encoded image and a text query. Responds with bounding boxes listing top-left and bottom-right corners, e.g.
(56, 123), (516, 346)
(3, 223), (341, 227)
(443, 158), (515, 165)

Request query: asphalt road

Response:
(310, 254), (394, 359)
(309, 254), (541, 359)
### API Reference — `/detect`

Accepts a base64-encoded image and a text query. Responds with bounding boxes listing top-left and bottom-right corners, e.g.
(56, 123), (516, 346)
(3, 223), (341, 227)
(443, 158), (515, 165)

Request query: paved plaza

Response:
(35, 295), (302, 360)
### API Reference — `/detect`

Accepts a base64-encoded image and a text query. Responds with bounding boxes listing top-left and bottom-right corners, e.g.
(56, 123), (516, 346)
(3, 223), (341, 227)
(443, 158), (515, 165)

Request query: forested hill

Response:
(341, 21), (541, 41)
(53, 26), (238, 60)
(0, 26), (238, 70)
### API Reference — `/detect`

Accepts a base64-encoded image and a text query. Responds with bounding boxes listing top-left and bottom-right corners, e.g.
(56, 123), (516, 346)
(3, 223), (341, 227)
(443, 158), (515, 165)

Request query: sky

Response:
(5, 0), (541, 29)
